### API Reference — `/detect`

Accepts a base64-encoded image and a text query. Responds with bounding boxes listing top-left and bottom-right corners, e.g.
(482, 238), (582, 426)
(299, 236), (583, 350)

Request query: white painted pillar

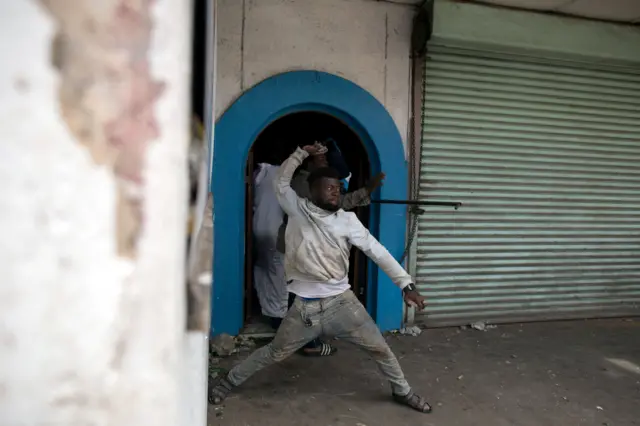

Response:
(0, 0), (193, 425)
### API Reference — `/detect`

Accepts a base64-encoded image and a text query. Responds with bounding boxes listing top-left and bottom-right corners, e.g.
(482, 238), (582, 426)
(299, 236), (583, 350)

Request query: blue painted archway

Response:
(211, 71), (407, 336)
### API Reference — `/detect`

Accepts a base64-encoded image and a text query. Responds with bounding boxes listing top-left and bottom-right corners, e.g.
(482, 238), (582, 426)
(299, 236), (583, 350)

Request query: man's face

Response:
(308, 153), (328, 171)
(311, 177), (341, 211)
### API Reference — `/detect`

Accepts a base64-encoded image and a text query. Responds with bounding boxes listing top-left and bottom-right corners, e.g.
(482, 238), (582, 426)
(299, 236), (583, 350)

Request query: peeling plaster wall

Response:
(0, 0), (192, 424)
(216, 0), (415, 154)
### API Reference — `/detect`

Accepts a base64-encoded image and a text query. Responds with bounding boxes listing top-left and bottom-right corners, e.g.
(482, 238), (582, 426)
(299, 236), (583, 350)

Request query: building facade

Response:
(210, 0), (640, 335)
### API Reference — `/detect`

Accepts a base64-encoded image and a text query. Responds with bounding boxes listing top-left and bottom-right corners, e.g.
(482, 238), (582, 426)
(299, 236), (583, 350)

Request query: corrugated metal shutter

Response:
(417, 43), (640, 327)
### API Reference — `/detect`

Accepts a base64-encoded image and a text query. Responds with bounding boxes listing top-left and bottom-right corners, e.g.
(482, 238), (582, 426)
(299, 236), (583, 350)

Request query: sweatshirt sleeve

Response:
(346, 213), (413, 289)
(273, 148), (309, 217)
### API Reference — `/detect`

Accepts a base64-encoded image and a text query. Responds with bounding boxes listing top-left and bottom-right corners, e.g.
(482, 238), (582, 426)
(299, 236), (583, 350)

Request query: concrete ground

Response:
(208, 319), (640, 426)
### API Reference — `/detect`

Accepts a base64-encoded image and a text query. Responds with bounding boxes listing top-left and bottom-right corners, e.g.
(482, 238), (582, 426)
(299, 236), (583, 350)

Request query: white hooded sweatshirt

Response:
(273, 148), (413, 298)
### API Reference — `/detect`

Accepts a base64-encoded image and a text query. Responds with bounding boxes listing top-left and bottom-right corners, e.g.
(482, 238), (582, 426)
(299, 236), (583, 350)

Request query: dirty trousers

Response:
(227, 290), (412, 396)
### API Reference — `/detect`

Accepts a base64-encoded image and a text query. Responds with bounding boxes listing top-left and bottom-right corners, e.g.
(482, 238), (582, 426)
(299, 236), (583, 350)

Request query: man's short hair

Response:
(307, 167), (340, 189)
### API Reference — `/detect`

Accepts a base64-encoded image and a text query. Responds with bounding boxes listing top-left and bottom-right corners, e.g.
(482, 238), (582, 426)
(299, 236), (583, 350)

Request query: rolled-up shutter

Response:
(416, 43), (640, 327)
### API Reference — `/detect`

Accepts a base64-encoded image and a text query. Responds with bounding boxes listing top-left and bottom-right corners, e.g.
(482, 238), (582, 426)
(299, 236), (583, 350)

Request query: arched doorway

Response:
(212, 71), (407, 335)
(244, 111), (371, 329)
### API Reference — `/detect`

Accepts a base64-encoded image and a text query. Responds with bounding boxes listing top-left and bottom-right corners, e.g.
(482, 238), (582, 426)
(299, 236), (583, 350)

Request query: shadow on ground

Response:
(208, 319), (640, 426)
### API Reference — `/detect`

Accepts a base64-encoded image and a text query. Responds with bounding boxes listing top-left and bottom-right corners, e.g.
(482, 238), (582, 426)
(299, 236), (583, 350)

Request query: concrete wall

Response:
(0, 0), (194, 424)
(216, 0), (417, 153)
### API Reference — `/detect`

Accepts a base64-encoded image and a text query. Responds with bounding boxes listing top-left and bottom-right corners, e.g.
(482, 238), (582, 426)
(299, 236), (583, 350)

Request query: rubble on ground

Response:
(391, 325), (423, 337)
(209, 333), (258, 358)
(468, 321), (497, 332)
(210, 333), (236, 357)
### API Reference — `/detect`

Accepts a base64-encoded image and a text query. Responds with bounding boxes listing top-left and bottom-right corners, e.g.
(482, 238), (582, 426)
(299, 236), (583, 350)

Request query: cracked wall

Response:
(0, 0), (192, 424)
(42, 0), (165, 258)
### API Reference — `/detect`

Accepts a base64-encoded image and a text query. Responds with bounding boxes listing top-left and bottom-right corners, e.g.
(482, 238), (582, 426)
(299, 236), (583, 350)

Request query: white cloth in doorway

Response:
(252, 163), (289, 318)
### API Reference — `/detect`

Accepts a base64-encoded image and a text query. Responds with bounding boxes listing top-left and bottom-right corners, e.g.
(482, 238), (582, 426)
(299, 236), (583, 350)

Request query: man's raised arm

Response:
(273, 147), (308, 216)
(274, 143), (328, 216)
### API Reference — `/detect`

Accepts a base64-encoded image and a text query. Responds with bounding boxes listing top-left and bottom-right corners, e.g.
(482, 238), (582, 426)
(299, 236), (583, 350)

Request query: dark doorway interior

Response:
(244, 112), (371, 330)
(191, 0), (206, 120)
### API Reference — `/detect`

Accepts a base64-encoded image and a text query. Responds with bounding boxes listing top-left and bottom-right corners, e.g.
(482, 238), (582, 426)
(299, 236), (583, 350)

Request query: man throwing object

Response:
(209, 143), (432, 413)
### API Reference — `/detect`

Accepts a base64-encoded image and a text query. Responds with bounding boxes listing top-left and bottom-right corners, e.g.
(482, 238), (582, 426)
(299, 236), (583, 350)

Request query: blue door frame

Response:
(211, 71), (407, 336)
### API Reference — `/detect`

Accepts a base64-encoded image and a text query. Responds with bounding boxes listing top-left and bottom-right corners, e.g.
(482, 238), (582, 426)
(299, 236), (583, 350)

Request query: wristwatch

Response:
(403, 283), (417, 293)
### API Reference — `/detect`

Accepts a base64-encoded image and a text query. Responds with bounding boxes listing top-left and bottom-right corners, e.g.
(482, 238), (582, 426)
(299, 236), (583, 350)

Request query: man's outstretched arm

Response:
(340, 173), (385, 211)
(347, 215), (426, 309)
(341, 187), (370, 210)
